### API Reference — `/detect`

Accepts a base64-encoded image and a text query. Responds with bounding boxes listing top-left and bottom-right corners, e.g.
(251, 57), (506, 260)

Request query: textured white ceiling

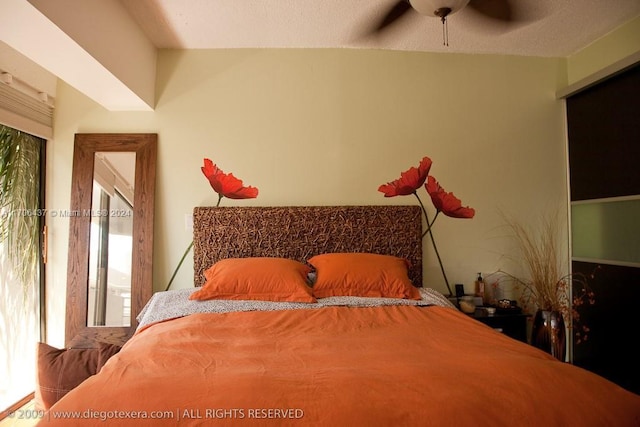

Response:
(121, 0), (640, 57)
(3, 0), (638, 112)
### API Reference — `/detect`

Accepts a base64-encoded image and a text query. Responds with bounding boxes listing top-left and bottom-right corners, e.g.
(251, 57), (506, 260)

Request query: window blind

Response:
(0, 82), (53, 139)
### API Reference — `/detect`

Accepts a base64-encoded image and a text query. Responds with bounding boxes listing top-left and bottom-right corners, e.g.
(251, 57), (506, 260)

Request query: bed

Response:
(36, 206), (640, 426)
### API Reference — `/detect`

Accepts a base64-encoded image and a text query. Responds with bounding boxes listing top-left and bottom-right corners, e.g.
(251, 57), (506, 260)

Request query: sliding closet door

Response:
(567, 64), (640, 394)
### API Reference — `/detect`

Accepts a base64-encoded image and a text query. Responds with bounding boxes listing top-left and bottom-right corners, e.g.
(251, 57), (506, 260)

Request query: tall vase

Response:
(531, 310), (566, 361)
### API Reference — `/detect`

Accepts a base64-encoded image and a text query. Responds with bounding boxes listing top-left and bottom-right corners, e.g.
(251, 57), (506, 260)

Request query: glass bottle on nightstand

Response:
(474, 273), (485, 303)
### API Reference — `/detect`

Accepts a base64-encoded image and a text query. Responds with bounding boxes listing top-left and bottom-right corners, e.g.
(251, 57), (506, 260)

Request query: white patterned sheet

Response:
(136, 287), (455, 331)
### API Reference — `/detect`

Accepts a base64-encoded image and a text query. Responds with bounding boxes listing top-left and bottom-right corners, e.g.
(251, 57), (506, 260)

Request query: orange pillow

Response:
(308, 253), (421, 300)
(190, 257), (316, 303)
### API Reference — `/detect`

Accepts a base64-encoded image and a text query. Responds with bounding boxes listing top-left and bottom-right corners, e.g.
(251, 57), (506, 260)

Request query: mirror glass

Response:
(87, 152), (136, 327)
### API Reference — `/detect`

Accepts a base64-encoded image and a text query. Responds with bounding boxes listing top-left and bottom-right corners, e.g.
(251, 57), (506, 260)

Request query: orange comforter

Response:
(37, 305), (640, 426)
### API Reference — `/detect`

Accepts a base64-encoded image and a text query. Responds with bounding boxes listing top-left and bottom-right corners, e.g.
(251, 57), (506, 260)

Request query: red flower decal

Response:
(378, 156), (433, 197)
(201, 158), (258, 200)
(377, 155), (475, 296)
(425, 176), (475, 219)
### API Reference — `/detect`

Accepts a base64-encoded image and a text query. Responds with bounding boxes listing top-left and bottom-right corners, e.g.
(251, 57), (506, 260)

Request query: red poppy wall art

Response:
(201, 158), (259, 202)
(425, 176), (475, 219)
(165, 158), (259, 291)
(379, 156), (475, 295)
(378, 156), (432, 197)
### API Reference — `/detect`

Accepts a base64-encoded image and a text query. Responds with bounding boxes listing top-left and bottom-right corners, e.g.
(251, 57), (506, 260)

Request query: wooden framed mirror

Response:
(65, 133), (156, 348)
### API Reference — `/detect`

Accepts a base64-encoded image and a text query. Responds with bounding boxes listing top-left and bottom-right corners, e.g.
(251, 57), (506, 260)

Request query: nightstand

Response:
(468, 309), (529, 343)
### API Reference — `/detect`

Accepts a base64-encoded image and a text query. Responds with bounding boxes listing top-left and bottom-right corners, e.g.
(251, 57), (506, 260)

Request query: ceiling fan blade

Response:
(468, 0), (513, 22)
(374, 0), (413, 33)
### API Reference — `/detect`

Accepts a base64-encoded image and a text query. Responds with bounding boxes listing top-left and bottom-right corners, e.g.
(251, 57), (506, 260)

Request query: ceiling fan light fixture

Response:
(434, 7), (452, 20)
(408, 0), (471, 17)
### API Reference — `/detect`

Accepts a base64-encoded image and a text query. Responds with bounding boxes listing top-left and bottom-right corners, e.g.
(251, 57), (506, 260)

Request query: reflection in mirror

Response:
(87, 152), (136, 327)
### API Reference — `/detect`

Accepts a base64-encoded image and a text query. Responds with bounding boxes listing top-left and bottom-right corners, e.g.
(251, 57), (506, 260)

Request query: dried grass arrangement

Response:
(499, 210), (596, 343)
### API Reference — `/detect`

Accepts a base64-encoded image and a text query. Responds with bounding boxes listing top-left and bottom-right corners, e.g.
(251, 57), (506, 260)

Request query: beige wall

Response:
(566, 15), (640, 85)
(46, 48), (570, 346)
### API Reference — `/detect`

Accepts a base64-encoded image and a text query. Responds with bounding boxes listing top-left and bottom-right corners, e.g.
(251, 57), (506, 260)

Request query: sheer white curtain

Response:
(0, 248), (39, 411)
(0, 125), (43, 413)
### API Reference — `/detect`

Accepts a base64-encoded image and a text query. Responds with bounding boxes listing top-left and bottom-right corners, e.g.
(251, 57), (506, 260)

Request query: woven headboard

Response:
(192, 205), (422, 287)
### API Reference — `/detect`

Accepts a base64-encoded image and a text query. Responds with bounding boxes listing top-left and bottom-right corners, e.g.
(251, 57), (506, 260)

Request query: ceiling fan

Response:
(373, 0), (516, 45)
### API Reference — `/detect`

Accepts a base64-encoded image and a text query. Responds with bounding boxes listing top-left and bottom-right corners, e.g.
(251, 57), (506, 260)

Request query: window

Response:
(0, 125), (46, 414)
